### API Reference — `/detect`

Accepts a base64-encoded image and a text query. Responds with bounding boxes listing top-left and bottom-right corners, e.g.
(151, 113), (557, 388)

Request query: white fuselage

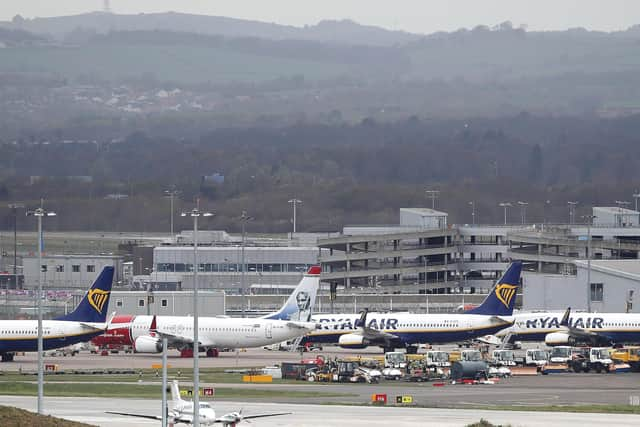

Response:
(498, 312), (640, 343)
(0, 320), (103, 353)
(130, 315), (316, 349)
(172, 400), (217, 425)
(306, 312), (513, 345)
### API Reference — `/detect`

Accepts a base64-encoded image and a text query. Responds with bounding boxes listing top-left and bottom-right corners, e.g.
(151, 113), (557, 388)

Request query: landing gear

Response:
(405, 346), (418, 355)
(1, 353), (15, 362)
(180, 349), (194, 358)
(206, 348), (219, 358)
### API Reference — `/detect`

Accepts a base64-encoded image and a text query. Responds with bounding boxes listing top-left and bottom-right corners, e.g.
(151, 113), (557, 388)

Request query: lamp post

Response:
(582, 214), (596, 312)
(499, 202), (512, 225)
(180, 205), (213, 427)
(425, 190), (440, 210)
(517, 201), (528, 225)
(8, 203), (24, 288)
(239, 210), (253, 318)
(288, 198), (302, 234)
(164, 188), (180, 239)
(468, 201), (475, 226)
(633, 191), (640, 212)
(615, 200), (631, 227)
(26, 202), (56, 415)
(568, 201), (578, 225)
(543, 200), (551, 225)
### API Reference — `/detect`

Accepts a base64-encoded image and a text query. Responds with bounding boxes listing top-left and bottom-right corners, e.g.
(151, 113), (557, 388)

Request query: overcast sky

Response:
(1, 0), (638, 34)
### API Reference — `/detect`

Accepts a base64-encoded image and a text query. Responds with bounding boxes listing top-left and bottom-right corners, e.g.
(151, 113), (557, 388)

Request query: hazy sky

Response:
(1, 0), (638, 34)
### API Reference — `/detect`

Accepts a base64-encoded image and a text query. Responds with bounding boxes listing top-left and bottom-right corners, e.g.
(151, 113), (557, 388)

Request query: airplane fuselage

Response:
(0, 320), (103, 353)
(305, 313), (512, 346)
(130, 315), (316, 349)
(499, 312), (640, 343)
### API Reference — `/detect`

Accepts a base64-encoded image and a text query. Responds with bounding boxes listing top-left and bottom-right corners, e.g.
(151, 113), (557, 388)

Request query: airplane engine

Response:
(338, 333), (368, 349)
(545, 332), (573, 346)
(134, 335), (163, 353)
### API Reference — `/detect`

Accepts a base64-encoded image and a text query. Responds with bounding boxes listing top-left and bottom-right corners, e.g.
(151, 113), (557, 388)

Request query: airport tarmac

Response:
(2, 349), (640, 408)
(3, 395), (640, 427)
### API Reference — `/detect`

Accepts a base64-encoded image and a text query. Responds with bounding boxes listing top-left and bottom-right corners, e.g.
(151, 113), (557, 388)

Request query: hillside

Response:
(1, 12), (420, 46)
(0, 405), (94, 427)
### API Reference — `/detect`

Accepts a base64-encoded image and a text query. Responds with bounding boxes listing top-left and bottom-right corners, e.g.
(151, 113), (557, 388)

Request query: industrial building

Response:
(523, 259), (640, 313)
(108, 290), (225, 316)
(22, 254), (124, 289)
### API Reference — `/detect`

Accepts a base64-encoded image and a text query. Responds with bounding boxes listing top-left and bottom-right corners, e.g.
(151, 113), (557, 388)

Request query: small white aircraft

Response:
(107, 380), (291, 426)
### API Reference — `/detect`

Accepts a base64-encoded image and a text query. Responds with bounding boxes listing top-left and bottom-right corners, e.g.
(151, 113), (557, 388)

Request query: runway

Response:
(3, 395), (640, 427)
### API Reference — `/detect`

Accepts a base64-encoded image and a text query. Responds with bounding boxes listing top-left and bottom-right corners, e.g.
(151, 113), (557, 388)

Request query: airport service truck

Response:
(450, 349), (483, 363)
(568, 347), (613, 373)
(523, 349), (548, 367)
(611, 347), (640, 372)
(491, 350), (516, 366)
(549, 346), (573, 364)
(425, 351), (450, 368)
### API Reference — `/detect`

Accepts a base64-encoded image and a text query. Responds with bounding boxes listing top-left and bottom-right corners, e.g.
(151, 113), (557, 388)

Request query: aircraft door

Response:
(265, 323), (273, 339)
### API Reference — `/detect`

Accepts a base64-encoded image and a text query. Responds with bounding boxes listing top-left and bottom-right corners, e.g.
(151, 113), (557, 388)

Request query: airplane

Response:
(95, 266), (321, 356)
(497, 306), (640, 346)
(0, 266), (114, 362)
(107, 380), (291, 426)
(301, 261), (523, 353)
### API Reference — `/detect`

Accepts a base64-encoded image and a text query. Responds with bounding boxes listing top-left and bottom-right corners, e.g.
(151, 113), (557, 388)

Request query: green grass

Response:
(0, 382), (354, 400)
(0, 405), (92, 427)
(0, 45), (351, 83)
(472, 404), (640, 415)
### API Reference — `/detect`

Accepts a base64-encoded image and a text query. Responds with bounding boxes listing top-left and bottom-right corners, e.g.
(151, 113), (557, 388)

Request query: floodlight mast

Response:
(180, 205), (213, 427)
(26, 202), (56, 415)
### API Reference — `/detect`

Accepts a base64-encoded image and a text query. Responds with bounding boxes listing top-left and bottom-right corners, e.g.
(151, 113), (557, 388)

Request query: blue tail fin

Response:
(56, 267), (114, 322)
(465, 261), (522, 316)
(263, 266), (320, 321)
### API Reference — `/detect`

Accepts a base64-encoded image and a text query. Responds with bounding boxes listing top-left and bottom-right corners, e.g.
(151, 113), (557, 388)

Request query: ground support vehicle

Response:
(569, 347), (613, 373)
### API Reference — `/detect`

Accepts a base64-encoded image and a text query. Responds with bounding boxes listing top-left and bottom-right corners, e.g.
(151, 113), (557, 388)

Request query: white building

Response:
(149, 245), (325, 294)
(22, 254), (123, 290)
(593, 207), (640, 228)
(523, 259), (640, 313)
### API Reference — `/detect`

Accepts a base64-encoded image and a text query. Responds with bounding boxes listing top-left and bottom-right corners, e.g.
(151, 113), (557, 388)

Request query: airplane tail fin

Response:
(560, 307), (571, 327)
(171, 380), (183, 403)
(262, 266), (320, 321)
(55, 266), (114, 323)
(465, 261), (522, 316)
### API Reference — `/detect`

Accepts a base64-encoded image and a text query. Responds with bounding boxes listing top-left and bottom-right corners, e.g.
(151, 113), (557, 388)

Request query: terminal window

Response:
(86, 265), (95, 273)
(590, 283), (604, 302)
(72, 265), (80, 273)
(161, 299), (168, 307)
(138, 299), (145, 307)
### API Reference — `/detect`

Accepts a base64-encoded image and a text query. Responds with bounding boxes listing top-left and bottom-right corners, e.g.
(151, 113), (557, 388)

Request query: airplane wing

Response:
(215, 411), (292, 425)
(105, 411), (162, 421)
(350, 309), (401, 345)
(557, 307), (612, 345)
(241, 412), (293, 420)
(79, 312), (117, 330)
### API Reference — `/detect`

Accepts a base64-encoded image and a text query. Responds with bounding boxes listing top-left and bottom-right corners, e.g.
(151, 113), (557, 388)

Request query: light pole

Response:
(568, 201), (578, 225)
(543, 200), (551, 225)
(499, 202), (512, 225)
(582, 214), (596, 312)
(517, 201), (528, 225)
(633, 191), (640, 212)
(26, 202), (56, 415)
(180, 204), (213, 427)
(164, 188), (180, 239)
(468, 201), (475, 226)
(8, 203), (24, 291)
(615, 200), (631, 227)
(288, 198), (302, 234)
(425, 190), (440, 210)
(239, 210), (253, 318)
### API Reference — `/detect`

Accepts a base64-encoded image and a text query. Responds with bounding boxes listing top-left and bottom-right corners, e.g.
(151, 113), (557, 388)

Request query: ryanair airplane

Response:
(498, 306), (640, 346)
(0, 266), (114, 362)
(303, 261), (522, 353)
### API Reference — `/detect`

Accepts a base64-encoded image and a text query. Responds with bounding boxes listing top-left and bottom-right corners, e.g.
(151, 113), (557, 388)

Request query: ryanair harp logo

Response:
(88, 289), (110, 313)
(495, 283), (517, 309)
